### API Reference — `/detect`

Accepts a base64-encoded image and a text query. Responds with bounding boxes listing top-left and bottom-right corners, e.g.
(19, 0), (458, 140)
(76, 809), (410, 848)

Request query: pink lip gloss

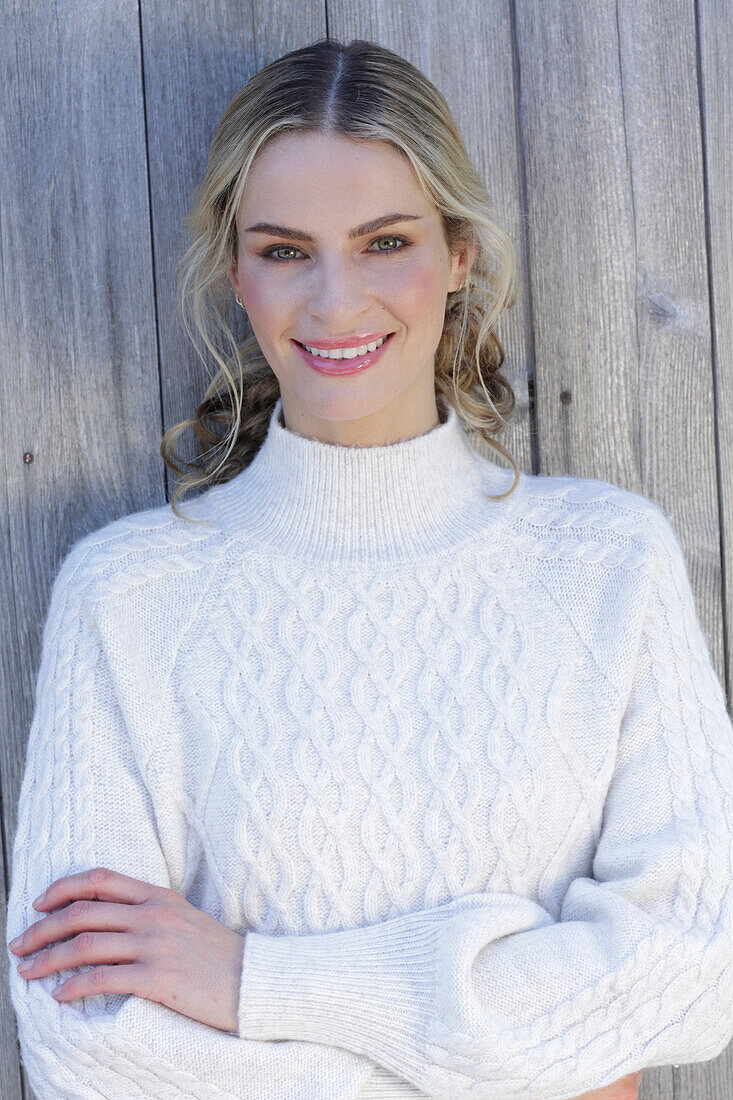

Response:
(293, 333), (395, 376)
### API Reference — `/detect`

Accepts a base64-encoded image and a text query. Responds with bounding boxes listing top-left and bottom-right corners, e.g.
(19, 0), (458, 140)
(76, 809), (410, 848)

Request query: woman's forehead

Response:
(240, 136), (434, 230)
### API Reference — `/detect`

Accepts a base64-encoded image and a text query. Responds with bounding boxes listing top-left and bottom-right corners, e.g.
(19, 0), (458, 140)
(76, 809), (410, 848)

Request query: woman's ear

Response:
(451, 240), (476, 292)
(227, 264), (240, 296)
(461, 241), (477, 285)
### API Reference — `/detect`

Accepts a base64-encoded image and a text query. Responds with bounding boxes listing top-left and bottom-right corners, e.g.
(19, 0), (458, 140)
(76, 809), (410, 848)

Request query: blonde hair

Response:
(162, 36), (522, 522)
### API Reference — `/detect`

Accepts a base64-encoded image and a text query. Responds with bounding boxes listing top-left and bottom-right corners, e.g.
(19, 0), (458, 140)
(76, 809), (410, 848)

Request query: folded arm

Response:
(6, 537), (380, 1100)
(237, 510), (733, 1099)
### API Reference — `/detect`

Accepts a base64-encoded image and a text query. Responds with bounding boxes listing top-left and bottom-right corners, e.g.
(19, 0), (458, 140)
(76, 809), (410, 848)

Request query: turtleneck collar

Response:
(199, 394), (520, 565)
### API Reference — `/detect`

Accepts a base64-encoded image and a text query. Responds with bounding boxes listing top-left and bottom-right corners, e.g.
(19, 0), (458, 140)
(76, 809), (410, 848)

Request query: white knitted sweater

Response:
(7, 394), (733, 1100)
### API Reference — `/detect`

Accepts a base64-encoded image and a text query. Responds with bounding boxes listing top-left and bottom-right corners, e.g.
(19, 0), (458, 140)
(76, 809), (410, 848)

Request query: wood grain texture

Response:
(1, 2), (730, 1097)
(698, 0), (733, 731)
(0, 3), (159, 1097)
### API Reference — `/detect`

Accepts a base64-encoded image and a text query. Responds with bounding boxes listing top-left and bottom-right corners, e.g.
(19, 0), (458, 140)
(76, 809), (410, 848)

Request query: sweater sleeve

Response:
(237, 510), (733, 1100)
(6, 541), (378, 1100)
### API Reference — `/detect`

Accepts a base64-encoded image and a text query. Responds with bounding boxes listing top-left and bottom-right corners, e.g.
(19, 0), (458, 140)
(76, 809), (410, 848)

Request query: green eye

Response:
(264, 245), (303, 261)
(372, 235), (401, 251)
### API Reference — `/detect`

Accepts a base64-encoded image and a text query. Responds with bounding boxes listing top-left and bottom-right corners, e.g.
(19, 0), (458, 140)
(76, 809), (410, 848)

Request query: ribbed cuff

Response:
(237, 910), (439, 1081)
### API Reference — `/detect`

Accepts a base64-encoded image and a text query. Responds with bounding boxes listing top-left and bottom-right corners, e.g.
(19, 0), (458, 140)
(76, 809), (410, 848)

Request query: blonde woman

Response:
(7, 36), (733, 1100)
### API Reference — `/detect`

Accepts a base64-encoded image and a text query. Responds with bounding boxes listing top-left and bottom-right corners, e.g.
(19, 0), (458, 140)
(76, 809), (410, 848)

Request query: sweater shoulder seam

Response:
(513, 474), (669, 574)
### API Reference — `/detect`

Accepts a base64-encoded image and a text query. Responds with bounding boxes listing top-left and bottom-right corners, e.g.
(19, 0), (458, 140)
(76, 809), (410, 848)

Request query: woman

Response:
(7, 36), (733, 1100)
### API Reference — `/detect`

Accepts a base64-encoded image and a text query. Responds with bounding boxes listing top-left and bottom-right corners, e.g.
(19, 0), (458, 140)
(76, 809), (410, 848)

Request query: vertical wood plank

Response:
(514, 0), (640, 483)
(698, 0), (733, 710)
(0, 3), (161, 1096)
(616, 0), (725, 697)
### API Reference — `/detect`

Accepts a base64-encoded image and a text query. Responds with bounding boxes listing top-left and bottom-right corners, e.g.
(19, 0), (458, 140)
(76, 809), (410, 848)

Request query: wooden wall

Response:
(1, 2), (731, 1097)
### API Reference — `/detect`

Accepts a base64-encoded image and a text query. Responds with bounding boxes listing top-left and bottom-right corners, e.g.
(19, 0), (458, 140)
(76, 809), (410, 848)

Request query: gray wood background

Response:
(1, 1), (731, 1097)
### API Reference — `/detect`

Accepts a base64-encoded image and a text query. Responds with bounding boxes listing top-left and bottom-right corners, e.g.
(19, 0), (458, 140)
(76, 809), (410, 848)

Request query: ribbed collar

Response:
(200, 394), (519, 565)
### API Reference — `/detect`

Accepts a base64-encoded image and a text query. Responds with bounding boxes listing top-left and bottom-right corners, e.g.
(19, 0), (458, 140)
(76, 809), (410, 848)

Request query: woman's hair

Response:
(162, 36), (522, 522)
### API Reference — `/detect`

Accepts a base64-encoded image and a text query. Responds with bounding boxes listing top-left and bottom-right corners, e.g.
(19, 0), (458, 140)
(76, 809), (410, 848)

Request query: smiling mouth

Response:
(293, 331), (396, 375)
(294, 333), (394, 358)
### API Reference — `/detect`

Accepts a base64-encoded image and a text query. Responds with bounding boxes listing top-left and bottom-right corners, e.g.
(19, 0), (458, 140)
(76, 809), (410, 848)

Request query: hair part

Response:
(162, 36), (522, 523)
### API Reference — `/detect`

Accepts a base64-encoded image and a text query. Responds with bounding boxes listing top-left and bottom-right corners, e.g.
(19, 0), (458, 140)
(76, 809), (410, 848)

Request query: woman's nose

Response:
(307, 261), (372, 314)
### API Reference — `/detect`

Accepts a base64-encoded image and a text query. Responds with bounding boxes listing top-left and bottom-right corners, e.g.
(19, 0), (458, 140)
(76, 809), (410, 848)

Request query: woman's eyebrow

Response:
(243, 212), (423, 242)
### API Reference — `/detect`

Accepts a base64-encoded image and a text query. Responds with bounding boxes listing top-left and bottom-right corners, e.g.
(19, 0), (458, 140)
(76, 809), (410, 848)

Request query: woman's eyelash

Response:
(259, 234), (412, 262)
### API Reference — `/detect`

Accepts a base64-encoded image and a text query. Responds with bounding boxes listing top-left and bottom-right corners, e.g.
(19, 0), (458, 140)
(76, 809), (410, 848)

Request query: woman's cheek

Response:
(388, 256), (445, 317)
(237, 268), (267, 312)
(238, 269), (296, 329)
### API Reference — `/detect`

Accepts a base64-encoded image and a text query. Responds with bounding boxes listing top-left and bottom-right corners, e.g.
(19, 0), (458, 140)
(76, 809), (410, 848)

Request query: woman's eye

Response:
(367, 234), (408, 254)
(262, 244), (304, 261)
(260, 234), (410, 262)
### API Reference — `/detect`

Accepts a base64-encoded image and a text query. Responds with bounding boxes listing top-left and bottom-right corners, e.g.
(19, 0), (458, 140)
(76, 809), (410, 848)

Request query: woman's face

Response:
(227, 131), (470, 444)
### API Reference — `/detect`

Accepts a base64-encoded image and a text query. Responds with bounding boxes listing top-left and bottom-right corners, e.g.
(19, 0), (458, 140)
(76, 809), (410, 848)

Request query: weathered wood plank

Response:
(0, 2), (161, 1096)
(616, 0), (725, 711)
(698, 0), (733, 710)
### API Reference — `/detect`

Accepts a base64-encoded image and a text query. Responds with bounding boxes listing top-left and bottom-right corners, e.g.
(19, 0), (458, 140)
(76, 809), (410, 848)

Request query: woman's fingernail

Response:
(18, 960), (33, 973)
(32, 893), (45, 908)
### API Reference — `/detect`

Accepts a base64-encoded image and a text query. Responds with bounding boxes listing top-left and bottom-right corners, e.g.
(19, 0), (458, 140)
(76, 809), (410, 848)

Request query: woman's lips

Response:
(293, 332), (395, 376)
(296, 332), (390, 349)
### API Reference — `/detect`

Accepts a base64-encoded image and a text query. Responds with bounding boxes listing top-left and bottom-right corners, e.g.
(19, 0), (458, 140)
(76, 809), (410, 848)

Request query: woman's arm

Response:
(234, 508), (733, 1098)
(6, 535), (381, 1100)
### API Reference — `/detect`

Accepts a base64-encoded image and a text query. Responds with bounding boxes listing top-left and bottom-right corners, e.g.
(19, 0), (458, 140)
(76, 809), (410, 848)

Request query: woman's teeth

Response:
(302, 335), (387, 359)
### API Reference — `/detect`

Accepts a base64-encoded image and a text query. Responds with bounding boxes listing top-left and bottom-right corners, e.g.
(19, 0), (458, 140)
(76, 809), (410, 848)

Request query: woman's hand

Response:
(569, 1070), (644, 1099)
(8, 866), (246, 1033)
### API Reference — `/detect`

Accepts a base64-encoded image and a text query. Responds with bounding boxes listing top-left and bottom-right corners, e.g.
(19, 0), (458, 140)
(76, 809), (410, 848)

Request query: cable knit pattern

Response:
(7, 394), (733, 1099)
